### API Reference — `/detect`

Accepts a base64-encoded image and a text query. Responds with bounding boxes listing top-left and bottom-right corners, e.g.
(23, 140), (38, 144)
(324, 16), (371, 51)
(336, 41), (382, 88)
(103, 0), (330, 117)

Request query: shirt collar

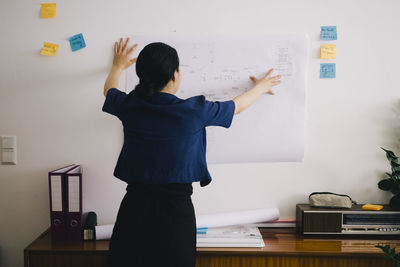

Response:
(147, 91), (182, 105)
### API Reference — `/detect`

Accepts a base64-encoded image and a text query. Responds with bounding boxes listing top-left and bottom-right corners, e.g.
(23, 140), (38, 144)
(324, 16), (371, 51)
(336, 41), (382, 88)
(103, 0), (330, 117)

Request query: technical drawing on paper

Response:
(126, 33), (309, 163)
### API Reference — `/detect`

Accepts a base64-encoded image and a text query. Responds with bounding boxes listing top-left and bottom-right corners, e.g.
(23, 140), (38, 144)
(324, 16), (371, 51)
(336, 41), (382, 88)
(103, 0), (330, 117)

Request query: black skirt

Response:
(108, 183), (196, 267)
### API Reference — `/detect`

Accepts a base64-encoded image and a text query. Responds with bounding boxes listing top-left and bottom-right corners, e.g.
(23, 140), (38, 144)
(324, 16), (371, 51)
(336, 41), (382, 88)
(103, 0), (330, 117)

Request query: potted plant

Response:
(378, 148), (400, 209)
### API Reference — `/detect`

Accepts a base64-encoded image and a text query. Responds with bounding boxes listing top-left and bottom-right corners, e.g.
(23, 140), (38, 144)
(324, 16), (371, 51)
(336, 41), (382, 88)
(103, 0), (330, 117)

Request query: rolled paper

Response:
(94, 208), (279, 240)
(196, 208), (280, 228)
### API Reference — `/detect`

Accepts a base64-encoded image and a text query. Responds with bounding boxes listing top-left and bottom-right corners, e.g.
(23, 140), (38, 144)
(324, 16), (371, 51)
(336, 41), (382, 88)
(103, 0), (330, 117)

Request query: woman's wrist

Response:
(111, 65), (124, 73)
(251, 84), (268, 95)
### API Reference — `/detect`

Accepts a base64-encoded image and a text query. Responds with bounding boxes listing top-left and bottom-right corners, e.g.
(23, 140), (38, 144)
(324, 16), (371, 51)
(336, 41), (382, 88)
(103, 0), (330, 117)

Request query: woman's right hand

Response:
(249, 69), (281, 95)
(113, 37), (138, 71)
(232, 68), (282, 114)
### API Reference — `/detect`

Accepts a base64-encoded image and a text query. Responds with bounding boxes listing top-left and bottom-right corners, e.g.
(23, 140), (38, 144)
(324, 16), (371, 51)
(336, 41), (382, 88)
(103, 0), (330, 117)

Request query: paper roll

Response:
(95, 224), (114, 240)
(196, 208), (280, 228)
(94, 208), (279, 240)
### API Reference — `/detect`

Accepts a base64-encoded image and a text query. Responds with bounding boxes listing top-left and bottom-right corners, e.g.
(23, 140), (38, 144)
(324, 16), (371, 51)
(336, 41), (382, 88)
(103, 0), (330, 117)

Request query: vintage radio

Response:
(296, 204), (400, 235)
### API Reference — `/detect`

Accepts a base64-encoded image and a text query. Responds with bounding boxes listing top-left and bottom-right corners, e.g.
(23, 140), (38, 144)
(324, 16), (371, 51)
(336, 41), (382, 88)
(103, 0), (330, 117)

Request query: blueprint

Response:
(126, 33), (309, 163)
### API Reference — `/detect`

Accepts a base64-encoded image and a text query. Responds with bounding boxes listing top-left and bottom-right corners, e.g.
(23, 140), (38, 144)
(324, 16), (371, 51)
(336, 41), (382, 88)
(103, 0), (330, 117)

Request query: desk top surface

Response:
(25, 228), (400, 257)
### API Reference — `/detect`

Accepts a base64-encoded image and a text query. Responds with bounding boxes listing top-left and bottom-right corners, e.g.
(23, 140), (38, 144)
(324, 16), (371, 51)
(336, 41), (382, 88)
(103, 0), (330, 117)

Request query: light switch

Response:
(2, 136), (15, 148)
(2, 151), (15, 163)
(1, 135), (17, 165)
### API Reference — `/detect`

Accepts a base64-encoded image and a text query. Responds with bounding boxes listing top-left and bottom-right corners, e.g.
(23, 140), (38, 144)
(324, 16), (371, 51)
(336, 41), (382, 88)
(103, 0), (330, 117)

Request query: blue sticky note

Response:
(69, 33), (86, 52)
(320, 63), (336, 78)
(321, 26), (337, 40)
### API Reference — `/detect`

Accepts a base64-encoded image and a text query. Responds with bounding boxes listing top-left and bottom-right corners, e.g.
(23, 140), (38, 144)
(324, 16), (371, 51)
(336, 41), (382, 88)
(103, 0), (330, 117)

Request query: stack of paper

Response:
(196, 226), (265, 248)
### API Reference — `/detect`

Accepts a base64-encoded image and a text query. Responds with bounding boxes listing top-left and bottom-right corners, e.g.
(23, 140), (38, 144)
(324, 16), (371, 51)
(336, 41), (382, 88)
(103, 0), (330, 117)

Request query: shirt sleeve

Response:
(102, 88), (127, 118)
(199, 96), (235, 128)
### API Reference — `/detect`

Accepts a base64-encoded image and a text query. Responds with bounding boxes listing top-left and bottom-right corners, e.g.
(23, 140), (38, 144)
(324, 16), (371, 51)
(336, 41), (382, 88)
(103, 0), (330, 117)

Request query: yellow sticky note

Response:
(320, 44), (336, 59)
(41, 3), (57, 18)
(40, 42), (59, 56)
(362, 204), (383, 211)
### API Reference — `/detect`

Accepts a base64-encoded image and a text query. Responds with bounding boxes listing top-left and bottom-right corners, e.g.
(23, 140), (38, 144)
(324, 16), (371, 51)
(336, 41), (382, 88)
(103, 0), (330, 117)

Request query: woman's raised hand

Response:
(249, 69), (281, 95)
(113, 37), (138, 70)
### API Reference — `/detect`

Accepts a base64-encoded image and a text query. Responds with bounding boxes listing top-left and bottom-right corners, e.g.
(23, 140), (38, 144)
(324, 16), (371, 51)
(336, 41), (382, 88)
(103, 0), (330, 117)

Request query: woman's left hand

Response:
(113, 37), (138, 70)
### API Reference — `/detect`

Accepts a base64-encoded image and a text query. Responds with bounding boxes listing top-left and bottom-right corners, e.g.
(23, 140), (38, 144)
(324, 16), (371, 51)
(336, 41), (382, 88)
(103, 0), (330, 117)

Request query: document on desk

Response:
(196, 225), (265, 247)
(126, 33), (309, 163)
(95, 224), (115, 240)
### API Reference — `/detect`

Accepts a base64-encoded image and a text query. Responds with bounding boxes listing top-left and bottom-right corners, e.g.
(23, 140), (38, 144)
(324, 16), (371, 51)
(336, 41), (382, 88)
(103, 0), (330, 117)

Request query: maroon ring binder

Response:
(65, 165), (83, 242)
(48, 164), (76, 242)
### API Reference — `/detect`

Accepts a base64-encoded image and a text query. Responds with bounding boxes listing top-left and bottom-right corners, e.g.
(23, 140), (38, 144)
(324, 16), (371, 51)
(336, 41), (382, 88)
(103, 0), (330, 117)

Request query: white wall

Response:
(1, 0), (400, 266)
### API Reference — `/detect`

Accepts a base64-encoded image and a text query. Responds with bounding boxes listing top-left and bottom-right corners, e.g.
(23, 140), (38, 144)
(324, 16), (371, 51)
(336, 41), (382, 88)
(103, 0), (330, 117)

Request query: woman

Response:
(103, 37), (281, 267)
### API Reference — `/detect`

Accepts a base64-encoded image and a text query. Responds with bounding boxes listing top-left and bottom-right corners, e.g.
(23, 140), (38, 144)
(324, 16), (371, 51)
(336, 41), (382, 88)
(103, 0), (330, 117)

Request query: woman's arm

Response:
(104, 38), (138, 96)
(233, 69), (281, 114)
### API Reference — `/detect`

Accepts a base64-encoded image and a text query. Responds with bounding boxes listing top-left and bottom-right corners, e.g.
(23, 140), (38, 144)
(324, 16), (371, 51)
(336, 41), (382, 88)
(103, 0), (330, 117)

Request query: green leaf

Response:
(393, 171), (400, 179)
(390, 195), (400, 209)
(392, 161), (400, 172)
(377, 244), (392, 254)
(391, 180), (400, 195)
(379, 179), (395, 191)
(377, 244), (400, 265)
(382, 147), (399, 163)
(392, 188), (400, 195)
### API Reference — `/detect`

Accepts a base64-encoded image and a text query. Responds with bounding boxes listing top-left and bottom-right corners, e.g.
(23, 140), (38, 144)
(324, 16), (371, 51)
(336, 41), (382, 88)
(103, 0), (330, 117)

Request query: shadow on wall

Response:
(382, 99), (400, 152)
(374, 100), (400, 191)
(392, 100), (400, 150)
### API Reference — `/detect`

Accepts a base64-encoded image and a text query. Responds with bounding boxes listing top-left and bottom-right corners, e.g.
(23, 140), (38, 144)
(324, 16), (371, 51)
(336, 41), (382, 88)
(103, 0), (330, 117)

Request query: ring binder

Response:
(48, 164), (76, 242)
(65, 165), (83, 242)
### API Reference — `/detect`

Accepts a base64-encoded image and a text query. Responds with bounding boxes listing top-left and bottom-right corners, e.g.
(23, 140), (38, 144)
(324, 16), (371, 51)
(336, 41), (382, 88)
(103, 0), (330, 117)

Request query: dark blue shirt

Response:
(102, 88), (235, 187)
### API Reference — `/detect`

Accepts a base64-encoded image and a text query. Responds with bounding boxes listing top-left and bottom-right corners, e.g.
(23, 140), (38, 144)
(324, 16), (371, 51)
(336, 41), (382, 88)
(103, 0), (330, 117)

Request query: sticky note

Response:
(40, 42), (59, 56)
(362, 204), (383, 211)
(69, 33), (86, 52)
(321, 26), (337, 40)
(41, 3), (56, 18)
(320, 44), (336, 59)
(320, 63), (336, 79)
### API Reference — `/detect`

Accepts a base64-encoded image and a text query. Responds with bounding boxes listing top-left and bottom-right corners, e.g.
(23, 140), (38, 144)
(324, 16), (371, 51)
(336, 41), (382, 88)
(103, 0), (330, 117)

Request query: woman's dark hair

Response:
(134, 42), (179, 98)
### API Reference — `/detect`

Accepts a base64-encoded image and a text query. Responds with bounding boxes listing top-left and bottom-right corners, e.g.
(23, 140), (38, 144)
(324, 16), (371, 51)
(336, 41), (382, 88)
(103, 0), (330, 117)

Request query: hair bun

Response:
(135, 82), (156, 98)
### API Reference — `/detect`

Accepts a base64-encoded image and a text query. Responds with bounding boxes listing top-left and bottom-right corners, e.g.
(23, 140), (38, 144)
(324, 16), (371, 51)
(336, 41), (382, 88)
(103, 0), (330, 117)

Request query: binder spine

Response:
(66, 167), (83, 242)
(49, 174), (67, 241)
(48, 164), (75, 242)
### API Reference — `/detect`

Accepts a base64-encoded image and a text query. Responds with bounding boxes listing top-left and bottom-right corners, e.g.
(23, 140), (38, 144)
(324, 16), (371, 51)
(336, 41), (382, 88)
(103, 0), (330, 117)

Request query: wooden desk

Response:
(25, 228), (398, 267)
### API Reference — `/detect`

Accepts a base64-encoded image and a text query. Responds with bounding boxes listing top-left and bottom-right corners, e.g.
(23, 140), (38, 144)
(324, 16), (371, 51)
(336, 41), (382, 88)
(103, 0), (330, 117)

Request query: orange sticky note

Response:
(320, 44), (336, 59)
(41, 3), (57, 18)
(40, 42), (59, 56)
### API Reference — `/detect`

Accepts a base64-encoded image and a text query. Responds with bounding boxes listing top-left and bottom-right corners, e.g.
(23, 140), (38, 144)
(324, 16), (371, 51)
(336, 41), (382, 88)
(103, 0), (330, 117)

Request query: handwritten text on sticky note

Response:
(40, 42), (59, 56)
(69, 33), (86, 52)
(321, 26), (337, 40)
(320, 44), (336, 59)
(320, 63), (336, 79)
(41, 3), (57, 18)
